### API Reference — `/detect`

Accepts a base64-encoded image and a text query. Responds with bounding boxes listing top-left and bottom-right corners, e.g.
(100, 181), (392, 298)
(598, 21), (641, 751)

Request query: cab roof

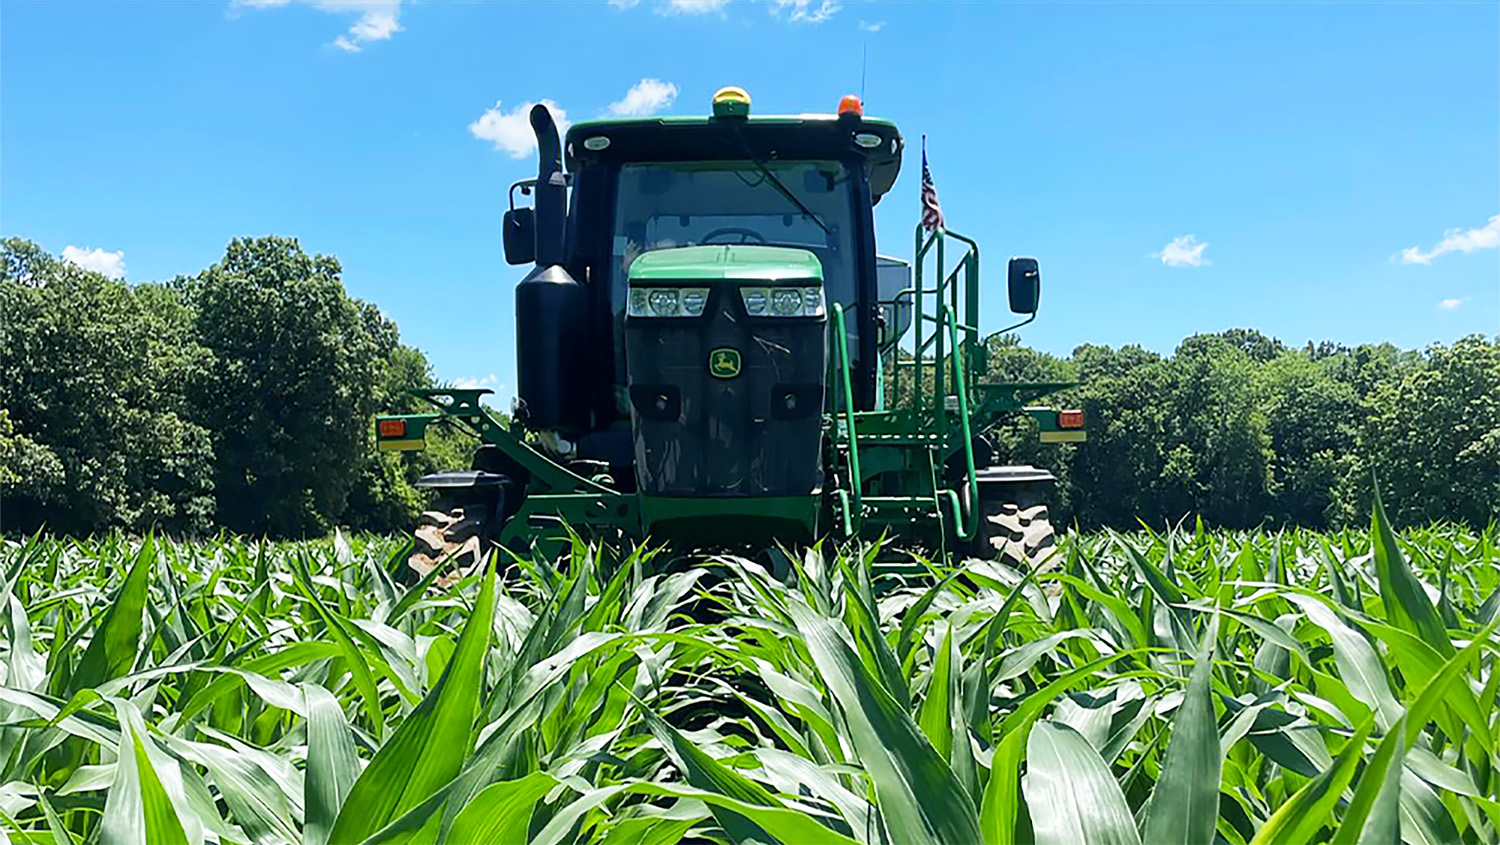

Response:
(565, 114), (904, 205)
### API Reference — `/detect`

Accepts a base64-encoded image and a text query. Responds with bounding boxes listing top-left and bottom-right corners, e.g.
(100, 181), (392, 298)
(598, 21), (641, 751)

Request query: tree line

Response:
(987, 328), (1499, 531)
(2, 235), (1496, 537)
(0, 236), (468, 538)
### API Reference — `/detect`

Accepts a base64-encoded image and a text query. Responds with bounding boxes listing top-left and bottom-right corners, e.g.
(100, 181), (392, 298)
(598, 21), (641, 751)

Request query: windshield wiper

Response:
(727, 123), (831, 235)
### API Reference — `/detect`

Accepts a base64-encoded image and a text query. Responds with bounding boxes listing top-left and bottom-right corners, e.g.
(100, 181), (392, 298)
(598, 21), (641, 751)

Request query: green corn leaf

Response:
(839, 555), (911, 709)
(965, 562), (1042, 744)
(161, 733), (299, 845)
(303, 683), (360, 845)
(917, 623), (956, 760)
(65, 538), (154, 695)
(1370, 485), (1453, 657)
(994, 650), (1147, 742)
(1397, 769), (1464, 845)
(37, 792), (74, 845)
(527, 781), (863, 845)
(294, 559), (386, 738)
(980, 718), (1031, 845)
(1285, 593), (1403, 728)
(1332, 717), (1406, 845)
(1023, 721), (1141, 845)
(443, 773), (558, 845)
(1248, 716), (1373, 845)
(789, 600), (981, 845)
(1401, 614), (1500, 748)
(101, 710), (191, 845)
(1141, 615), (1221, 845)
(327, 562), (496, 844)
(641, 703), (786, 845)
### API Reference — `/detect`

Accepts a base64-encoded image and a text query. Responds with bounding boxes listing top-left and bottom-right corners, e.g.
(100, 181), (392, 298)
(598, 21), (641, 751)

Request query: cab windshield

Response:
(610, 160), (858, 379)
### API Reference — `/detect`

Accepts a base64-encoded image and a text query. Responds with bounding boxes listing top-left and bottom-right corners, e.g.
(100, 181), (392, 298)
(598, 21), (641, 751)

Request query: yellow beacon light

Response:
(712, 86), (751, 118)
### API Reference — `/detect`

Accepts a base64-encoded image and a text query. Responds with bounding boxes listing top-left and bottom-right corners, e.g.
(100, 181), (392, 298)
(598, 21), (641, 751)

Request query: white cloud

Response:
(1399, 214), (1500, 265)
(234, 0), (402, 51)
(614, 0), (843, 19)
(1152, 235), (1209, 268)
(858, 19), (884, 32)
(663, 0), (732, 12)
(607, 78), (679, 117)
(61, 245), (126, 280)
(612, 0), (730, 13)
(452, 374), (506, 405)
(773, 0), (840, 23)
(453, 374), (501, 391)
(1438, 298), (1464, 311)
(468, 100), (571, 158)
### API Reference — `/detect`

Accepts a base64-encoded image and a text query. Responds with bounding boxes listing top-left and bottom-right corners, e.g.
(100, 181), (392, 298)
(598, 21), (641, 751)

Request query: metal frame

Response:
(823, 224), (1074, 548)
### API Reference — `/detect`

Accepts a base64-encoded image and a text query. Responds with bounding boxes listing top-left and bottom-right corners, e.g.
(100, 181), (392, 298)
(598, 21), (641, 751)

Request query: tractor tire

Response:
(406, 499), (490, 587)
(976, 500), (1059, 572)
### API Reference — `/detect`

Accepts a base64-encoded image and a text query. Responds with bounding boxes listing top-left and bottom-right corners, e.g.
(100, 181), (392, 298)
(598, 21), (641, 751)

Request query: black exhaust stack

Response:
(514, 103), (588, 432)
(530, 104), (566, 267)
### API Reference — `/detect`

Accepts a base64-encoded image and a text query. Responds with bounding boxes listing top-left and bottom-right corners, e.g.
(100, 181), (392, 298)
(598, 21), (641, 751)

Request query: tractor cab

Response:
(377, 87), (1084, 575)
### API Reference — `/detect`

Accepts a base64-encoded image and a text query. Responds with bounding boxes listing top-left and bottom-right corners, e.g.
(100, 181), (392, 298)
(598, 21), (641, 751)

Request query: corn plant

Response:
(0, 492), (1496, 844)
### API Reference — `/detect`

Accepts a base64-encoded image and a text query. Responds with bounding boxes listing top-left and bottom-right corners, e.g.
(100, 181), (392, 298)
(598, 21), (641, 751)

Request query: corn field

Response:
(0, 493), (1496, 845)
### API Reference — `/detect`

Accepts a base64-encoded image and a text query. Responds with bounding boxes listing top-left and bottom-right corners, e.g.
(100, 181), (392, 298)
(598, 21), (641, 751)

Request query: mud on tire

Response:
(407, 499), (490, 586)
(978, 500), (1058, 571)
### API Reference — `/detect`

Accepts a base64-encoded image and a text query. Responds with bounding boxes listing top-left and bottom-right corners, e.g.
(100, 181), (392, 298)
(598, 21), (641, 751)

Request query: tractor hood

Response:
(627, 244), (823, 284)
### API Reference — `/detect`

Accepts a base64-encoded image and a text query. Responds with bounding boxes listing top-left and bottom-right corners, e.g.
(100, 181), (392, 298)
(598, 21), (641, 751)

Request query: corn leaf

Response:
(327, 562), (496, 844)
(1023, 721), (1141, 845)
(1141, 615), (1221, 845)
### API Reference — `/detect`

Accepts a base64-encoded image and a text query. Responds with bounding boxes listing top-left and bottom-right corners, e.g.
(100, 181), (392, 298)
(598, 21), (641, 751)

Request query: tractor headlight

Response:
(742, 288), (768, 315)
(680, 289), (708, 316)
(628, 286), (709, 318)
(770, 288), (802, 316)
(741, 286), (824, 317)
(648, 289), (680, 316)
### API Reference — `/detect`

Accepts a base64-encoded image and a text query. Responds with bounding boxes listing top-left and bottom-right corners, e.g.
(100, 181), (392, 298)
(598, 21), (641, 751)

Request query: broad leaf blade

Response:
(327, 562), (496, 843)
(1023, 721), (1141, 845)
(1141, 616), (1221, 845)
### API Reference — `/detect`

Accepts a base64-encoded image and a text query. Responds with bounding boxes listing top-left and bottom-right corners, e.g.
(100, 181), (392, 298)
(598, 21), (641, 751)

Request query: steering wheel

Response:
(700, 227), (767, 245)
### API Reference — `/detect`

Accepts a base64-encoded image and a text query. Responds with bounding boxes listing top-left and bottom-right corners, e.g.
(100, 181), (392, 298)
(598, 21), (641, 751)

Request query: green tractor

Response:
(375, 86), (1084, 580)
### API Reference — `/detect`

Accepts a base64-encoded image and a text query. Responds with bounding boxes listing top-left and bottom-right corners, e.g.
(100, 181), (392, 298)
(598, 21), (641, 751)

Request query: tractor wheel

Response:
(975, 499), (1059, 572)
(407, 498), (490, 587)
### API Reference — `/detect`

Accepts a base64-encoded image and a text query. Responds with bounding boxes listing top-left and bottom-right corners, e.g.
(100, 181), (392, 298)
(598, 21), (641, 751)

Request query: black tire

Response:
(975, 499), (1059, 572)
(406, 496), (491, 586)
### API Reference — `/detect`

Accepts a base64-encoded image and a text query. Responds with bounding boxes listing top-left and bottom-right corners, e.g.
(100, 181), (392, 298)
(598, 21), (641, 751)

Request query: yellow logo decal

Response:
(709, 348), (742, 379)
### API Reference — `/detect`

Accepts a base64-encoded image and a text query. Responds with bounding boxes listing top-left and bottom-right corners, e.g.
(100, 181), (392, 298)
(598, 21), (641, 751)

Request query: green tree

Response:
(187, 236), (387, 536)
(1259, 352), (1360, 527)
(1342, 335), (1500, 527)
(0, 239), (214, 534)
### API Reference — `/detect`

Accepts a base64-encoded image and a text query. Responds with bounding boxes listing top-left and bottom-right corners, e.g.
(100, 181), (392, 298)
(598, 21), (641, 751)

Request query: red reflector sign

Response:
(378, 419), (406, 438)
(1058, 410), (1085, 429)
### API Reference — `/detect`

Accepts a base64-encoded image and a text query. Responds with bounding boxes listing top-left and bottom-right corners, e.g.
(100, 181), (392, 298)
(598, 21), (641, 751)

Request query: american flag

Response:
(920, 135), (944, 232)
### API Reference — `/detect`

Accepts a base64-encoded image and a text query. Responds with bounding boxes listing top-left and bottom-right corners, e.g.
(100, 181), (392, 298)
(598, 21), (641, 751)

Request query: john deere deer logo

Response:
(709, 348), (741, 379)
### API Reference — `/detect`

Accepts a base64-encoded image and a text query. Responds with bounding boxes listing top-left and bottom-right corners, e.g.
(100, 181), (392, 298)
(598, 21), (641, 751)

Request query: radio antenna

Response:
(860, 39), (868, 103)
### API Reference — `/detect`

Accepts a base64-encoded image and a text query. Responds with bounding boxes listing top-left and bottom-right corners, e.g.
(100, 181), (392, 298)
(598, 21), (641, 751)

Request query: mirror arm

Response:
(982, 311), (1036, 345)
(508, 179), (537, 212)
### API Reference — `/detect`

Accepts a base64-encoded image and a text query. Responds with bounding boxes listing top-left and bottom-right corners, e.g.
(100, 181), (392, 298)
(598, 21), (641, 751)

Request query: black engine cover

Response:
(626, 286), (826, 496)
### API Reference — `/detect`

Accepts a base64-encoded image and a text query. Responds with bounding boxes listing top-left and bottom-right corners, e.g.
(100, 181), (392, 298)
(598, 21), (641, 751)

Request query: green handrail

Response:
(831, 303), (862, 526)
(943, 305), (979, 542)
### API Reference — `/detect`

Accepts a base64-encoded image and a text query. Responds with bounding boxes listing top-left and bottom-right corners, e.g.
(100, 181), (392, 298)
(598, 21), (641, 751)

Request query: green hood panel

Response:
(627, 245), (823, 284)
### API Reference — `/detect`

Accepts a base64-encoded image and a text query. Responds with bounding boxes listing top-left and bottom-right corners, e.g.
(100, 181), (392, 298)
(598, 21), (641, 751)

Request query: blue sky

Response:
(4, 0), (1496, 399)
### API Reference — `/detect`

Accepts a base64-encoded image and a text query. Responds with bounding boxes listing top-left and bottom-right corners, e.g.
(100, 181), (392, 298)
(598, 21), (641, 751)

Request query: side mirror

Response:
(503, 208), (536, 266)
(1007, 257), (1040, 314)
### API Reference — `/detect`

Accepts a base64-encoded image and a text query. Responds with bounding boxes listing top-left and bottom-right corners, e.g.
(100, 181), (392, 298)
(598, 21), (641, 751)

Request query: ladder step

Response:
(840, 433), (943, 445)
